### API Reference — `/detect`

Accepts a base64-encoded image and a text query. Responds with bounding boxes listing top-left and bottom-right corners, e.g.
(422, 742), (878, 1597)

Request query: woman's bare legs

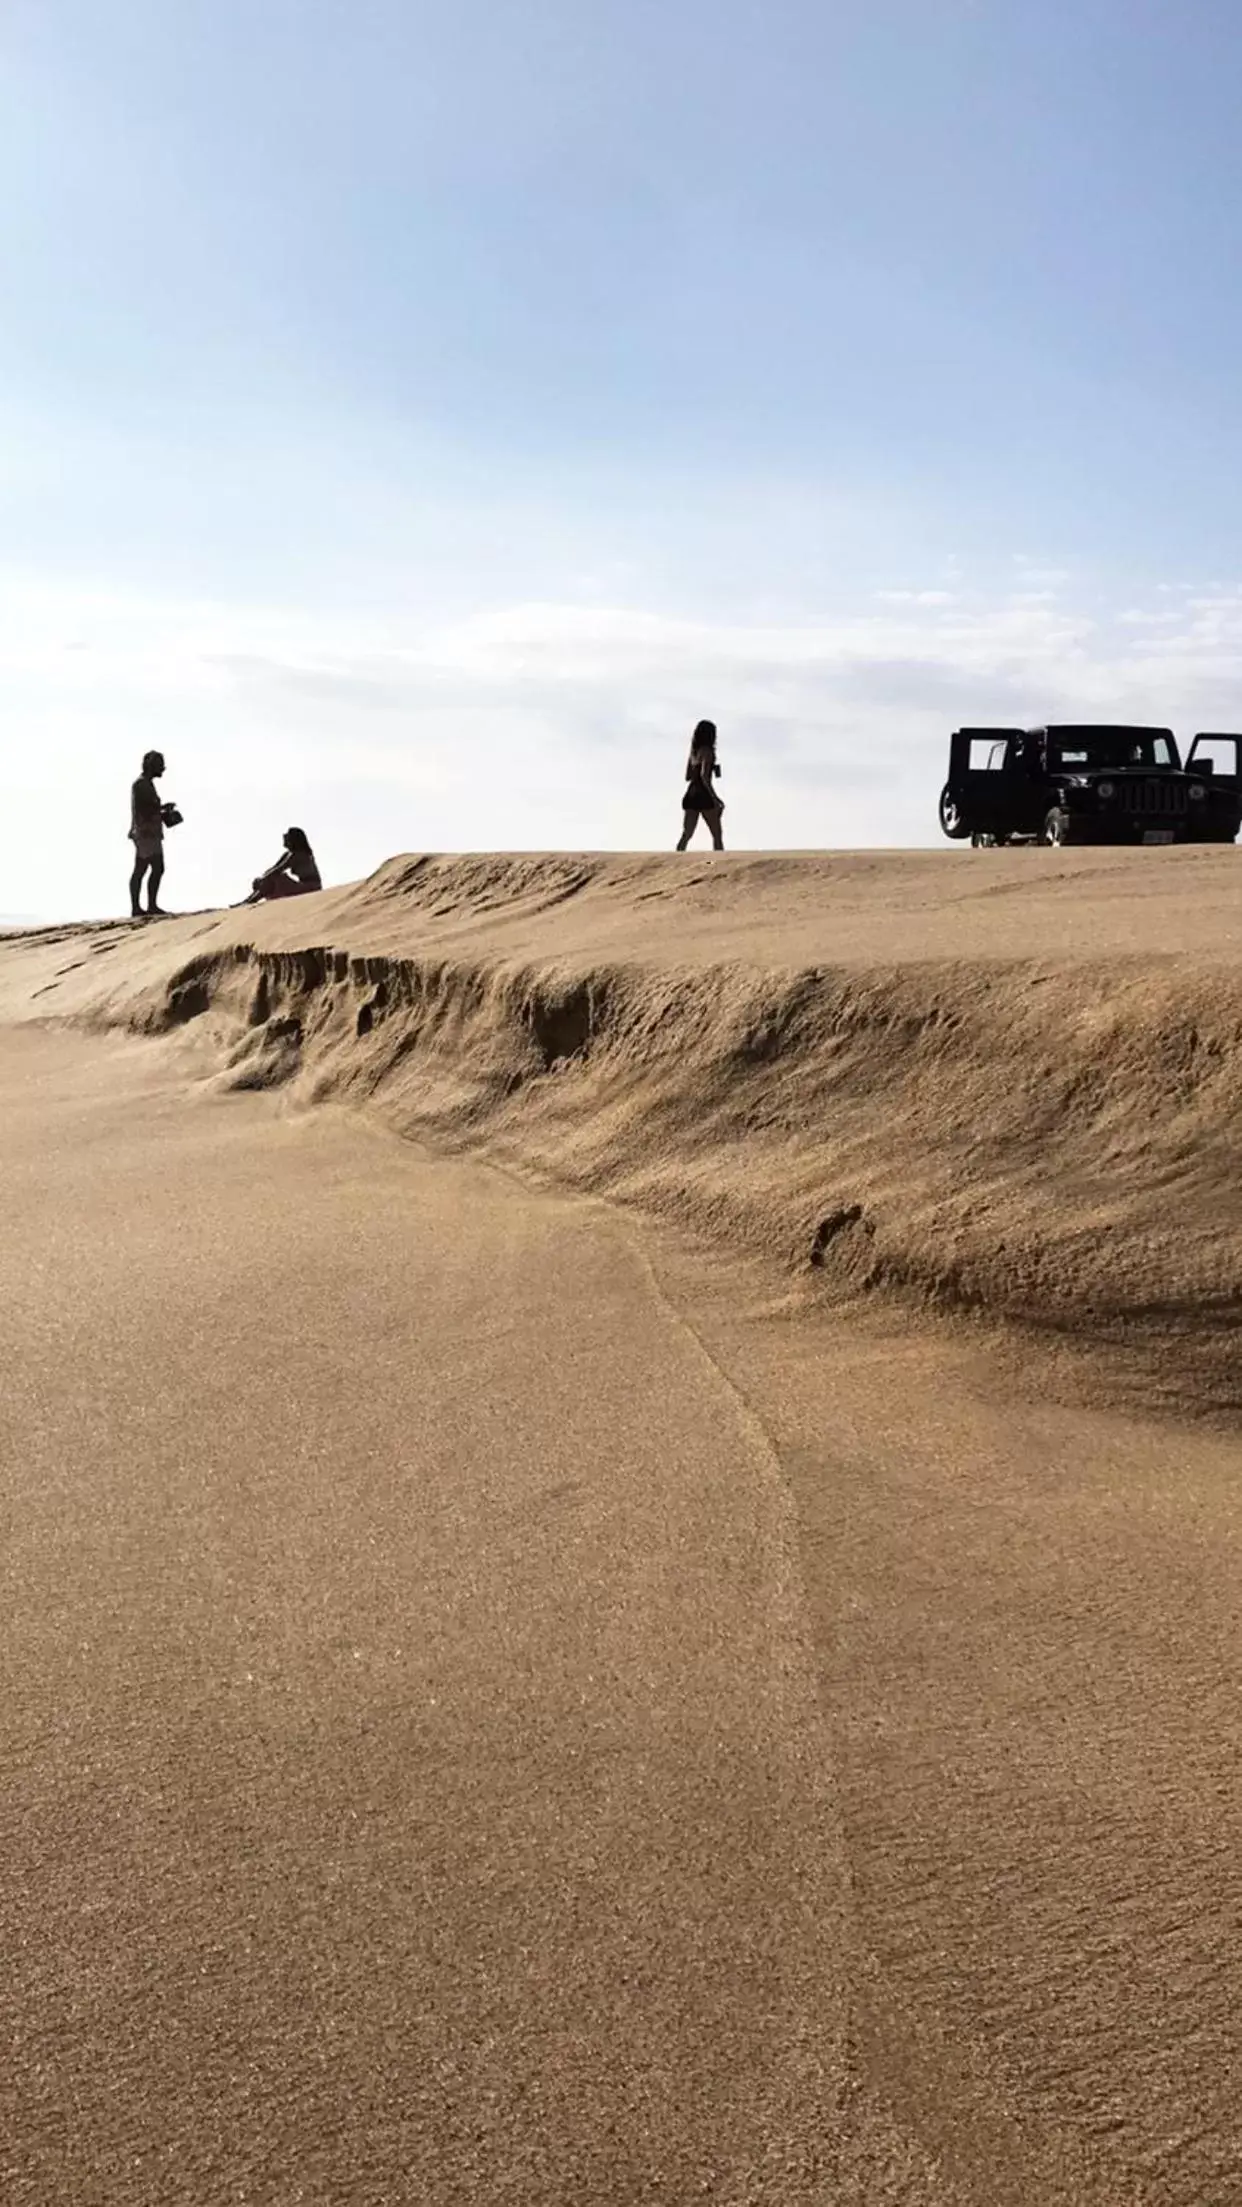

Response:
(678, 806), (724, 851)
(251, 872), (312, 900)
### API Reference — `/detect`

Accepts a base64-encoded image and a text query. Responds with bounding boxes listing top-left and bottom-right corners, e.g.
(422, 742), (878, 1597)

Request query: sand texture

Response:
(2, 848), (1240, 2204)
(6, 847), (1242, 1418)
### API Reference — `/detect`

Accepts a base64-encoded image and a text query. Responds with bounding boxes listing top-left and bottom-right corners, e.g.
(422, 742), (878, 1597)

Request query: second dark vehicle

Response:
(939, 725), (1242, 847)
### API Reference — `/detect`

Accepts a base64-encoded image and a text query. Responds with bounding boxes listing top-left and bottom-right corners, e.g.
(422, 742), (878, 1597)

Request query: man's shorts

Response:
(130, 827), (164, 862)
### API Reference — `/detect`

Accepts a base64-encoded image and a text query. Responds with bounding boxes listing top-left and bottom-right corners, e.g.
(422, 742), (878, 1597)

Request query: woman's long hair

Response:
(687, 720), (717, 780)
(285, 826), (313, 856)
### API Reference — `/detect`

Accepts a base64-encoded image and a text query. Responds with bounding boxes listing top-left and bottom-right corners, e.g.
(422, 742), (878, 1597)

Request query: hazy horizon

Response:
(6, 1), (1242, 918)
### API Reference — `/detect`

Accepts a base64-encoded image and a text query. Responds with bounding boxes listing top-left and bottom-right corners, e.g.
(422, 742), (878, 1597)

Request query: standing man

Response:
(129, 750), (168, 918)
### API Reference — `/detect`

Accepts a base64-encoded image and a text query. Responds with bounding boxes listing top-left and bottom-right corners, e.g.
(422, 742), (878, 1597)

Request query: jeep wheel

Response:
(939, 783), (970, 840)
(1040, 807), (1075, 847)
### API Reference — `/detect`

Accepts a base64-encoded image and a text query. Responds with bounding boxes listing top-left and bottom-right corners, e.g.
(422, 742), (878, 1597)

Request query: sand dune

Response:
(7, 848), (1241, 1418)
(2, 1030), (861, 2204)
(3, 849), (1241, 2203)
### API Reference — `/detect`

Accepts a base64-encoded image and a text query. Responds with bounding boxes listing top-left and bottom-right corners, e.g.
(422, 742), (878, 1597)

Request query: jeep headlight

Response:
(1188, 782), (1206, 800)
(1097, 779), (1115, 799)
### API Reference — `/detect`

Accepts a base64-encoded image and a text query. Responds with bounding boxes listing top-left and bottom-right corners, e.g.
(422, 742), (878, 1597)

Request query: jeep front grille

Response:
(1117, 778), (1187, 816)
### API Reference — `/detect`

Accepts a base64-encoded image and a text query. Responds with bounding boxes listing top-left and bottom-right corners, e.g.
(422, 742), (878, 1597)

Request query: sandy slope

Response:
(3, 852), (1241, 2203)
(681, 1256), (1242, 2207)
(1, 1030), (856, 2206)
(5, 847), (1241, 1416)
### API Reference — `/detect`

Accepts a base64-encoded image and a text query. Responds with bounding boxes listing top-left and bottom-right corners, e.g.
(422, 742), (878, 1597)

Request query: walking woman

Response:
(676, 719), (725, 851)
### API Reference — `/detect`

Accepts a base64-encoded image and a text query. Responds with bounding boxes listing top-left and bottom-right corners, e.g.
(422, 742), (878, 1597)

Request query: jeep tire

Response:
(1040, 807), (1076, 847)
(939, 783), (971, 840)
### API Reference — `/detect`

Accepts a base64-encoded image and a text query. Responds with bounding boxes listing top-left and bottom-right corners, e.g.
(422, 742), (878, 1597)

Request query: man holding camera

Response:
(128, 750), (180, 918)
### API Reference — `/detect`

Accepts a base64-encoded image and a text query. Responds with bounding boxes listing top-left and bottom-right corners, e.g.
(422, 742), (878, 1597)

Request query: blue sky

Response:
(5, 0), (1242, 914)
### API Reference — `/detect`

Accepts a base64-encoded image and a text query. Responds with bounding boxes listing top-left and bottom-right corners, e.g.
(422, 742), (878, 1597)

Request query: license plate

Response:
(1142, 829), (1175, 845)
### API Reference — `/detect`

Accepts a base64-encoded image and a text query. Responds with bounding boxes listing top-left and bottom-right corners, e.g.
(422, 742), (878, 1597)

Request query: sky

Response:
(5, 0), (1242, 917)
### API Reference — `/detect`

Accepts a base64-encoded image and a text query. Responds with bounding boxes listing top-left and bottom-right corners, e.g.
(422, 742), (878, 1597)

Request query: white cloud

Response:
(873, 589), (957, 605)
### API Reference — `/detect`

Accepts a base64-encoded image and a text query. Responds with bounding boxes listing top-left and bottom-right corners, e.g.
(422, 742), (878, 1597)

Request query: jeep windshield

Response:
(1046, 729), (1179, 771)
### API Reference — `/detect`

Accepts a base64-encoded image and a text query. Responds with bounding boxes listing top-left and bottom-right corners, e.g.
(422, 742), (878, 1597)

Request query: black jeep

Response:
(938, 725), (1242, 847)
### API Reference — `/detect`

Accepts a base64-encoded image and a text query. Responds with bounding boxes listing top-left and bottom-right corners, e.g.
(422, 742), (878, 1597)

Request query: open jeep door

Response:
(1186, 733), (1242, 842)
(940, 728), (1026, 841)
(1186, 732), (1241, 786)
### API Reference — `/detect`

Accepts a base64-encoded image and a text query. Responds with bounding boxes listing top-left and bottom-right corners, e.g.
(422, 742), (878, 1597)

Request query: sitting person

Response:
(247, 827), (322, 902)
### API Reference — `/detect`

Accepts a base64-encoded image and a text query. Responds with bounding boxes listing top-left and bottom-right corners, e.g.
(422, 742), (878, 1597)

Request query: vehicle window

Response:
(1050, 733), (1176, 770)
(969, 738), (1009, 771)
(1190, 736), (1239, 776)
